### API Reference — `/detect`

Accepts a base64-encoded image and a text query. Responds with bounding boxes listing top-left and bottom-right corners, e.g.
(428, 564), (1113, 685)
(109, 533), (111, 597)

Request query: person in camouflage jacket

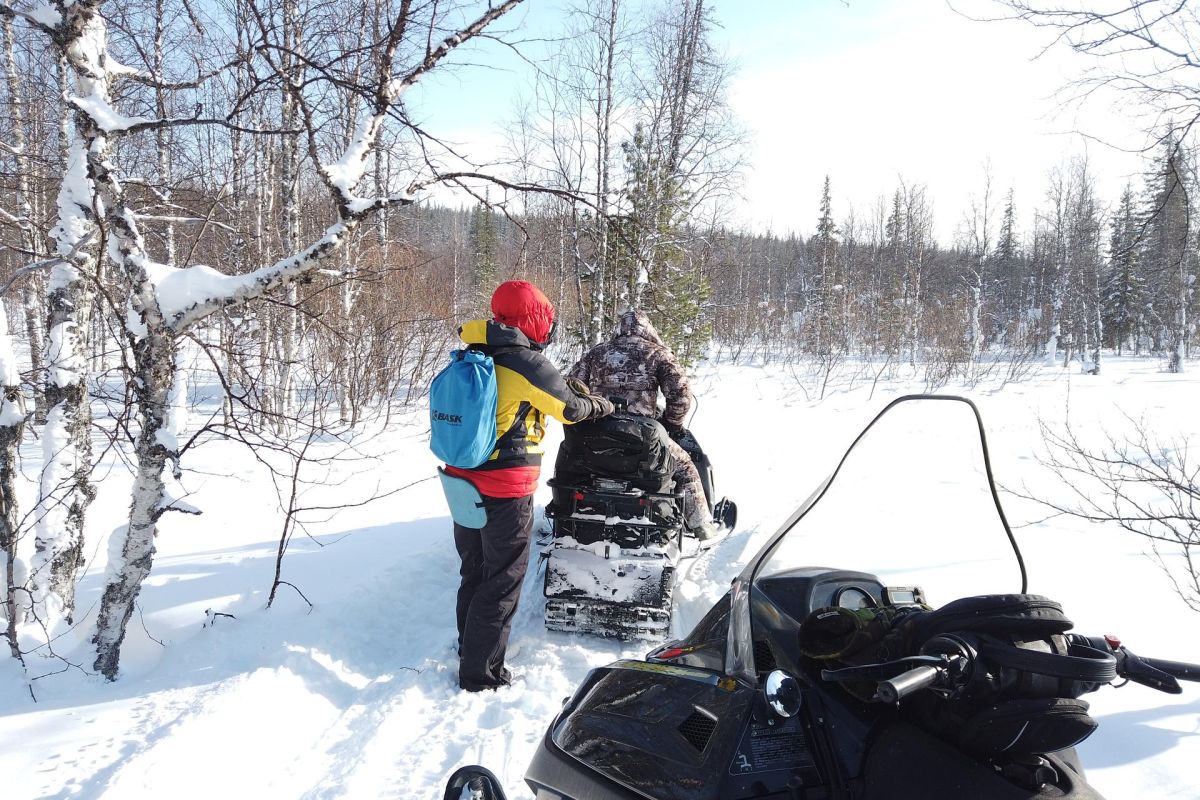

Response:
(568, 310), (720, 538)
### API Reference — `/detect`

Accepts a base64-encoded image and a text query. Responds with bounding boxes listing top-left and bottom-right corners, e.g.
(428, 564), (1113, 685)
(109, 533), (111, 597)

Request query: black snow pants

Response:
(454, 493), (535, 691)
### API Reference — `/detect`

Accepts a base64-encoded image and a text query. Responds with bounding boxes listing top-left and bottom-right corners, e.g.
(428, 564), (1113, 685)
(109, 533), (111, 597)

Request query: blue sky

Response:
(407, 0), (1150, 242)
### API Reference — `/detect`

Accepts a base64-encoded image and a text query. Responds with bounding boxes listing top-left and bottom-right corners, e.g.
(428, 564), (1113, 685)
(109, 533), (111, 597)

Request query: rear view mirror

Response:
(764, 669), (802, 718)
(443, 765), (509, 800)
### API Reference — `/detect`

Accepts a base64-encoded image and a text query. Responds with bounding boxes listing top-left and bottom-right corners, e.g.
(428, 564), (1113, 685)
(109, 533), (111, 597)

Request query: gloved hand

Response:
(590, 396), (615, 419)
(798, 605), (924, 662)
(565, 377), (591, 397)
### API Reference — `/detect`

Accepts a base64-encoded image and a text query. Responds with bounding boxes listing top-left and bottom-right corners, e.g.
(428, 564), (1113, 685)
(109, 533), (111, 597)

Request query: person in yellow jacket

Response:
(444, 280), (612, 691)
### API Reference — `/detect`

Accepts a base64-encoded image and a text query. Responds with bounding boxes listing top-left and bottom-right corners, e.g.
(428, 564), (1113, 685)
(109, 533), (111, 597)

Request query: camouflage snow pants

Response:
(665, 437), (713, 531)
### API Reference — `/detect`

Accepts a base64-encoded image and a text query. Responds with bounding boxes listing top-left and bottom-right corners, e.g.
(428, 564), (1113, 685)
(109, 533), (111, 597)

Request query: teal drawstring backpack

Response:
(429, 348), (498, 469)
(430, 348), (498, 528)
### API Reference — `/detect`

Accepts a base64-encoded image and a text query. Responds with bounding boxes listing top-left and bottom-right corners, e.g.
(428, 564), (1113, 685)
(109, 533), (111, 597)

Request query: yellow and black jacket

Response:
(444, 320), (598, 498)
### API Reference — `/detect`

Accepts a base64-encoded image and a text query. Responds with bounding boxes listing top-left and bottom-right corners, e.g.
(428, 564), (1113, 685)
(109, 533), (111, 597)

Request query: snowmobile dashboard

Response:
(754, 567), (888, 628)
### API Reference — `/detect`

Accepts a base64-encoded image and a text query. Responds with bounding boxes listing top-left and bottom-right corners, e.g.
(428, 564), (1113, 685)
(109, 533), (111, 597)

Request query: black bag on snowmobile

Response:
(801, 594), (1115, 758)
(554, 411), (675, 493)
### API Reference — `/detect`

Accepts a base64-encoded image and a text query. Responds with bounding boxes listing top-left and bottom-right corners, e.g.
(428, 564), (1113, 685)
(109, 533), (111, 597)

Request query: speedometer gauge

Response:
(835, 586), (876, 610)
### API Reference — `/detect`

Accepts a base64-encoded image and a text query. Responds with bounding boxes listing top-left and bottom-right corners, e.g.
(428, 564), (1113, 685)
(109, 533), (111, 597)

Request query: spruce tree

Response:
(469, 203), (499, 309)
(1101, 184), (1146, 354)
(619, 121), (713, 365)
(1140, 139), (1194, 372)
(992, 190), (1022, 345)
(810, 175), (839, 354)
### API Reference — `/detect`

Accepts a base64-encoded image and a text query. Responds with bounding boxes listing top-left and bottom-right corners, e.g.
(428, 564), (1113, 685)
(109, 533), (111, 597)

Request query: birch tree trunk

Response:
(153, 0), (175, 266)
(2, 13), (48, 423)
(966, 169), (992, 367)
(278, 0), (303, 428)
(92, 313), (175, 678)
(1, 301), (27, 657)
(590, 0), (619, 342)
(29, 2), (105, 624)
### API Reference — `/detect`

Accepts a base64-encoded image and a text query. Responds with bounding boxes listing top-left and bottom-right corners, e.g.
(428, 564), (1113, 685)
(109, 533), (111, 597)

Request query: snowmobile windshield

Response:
(745, 395), (1026, 651)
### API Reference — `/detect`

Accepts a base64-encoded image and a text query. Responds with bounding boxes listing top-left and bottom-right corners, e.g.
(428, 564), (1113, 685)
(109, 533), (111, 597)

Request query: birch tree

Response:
(1040, 166), (1072, 367)
(3, 0), (525, 678)
(8, 1), (104, 628)
(1, 11), (49, 423)
(512, 0), (632, 346)
(0, 299), (25, 659)
(962, 164), (995, 365)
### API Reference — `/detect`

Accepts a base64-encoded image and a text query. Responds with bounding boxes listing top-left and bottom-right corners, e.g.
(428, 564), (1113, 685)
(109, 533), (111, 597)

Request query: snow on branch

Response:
(0, 2), (61, 34)
(156, 482), (201, 516)
(152, 219), (363, 330)
(318, 114), (384, 202)
(68, 91), (152, 132)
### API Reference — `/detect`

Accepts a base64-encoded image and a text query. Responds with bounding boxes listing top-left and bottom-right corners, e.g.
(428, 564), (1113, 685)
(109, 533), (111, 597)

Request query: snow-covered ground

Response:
(2, 356), (1199, 799)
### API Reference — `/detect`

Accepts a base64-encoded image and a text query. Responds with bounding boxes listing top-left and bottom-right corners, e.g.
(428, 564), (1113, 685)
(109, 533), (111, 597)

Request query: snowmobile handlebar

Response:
(825, 633), (1200, 705)
(820, 652), (964, 704)
(1070, 634), (1200, 695)
(875, 664), (945, 704)
(826, 633), (1200, 705)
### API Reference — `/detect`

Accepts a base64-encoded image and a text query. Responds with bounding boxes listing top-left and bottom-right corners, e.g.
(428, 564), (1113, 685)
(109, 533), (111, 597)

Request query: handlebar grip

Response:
(1141, 657), (1200, 683)
(876, 665), (942, 704)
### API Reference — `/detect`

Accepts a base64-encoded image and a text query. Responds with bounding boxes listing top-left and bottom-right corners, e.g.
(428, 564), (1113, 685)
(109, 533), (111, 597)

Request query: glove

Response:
(565, 377), (591, 397)
(798, 605), (924, 662)
(590, 396), (615, 419)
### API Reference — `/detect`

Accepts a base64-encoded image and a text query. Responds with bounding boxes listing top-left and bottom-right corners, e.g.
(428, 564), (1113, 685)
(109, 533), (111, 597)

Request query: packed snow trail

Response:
(294, 508), (752, 799)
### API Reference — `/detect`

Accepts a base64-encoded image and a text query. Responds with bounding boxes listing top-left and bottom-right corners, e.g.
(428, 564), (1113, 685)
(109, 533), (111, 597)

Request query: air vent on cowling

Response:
(678, 710), (717, 752)
(754, 638), (777, 672)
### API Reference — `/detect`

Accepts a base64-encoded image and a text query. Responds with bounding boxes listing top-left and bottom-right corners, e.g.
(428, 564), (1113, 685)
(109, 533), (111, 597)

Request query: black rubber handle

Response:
(876, 665), (942, 704)
(1141, 657), (1200, 683)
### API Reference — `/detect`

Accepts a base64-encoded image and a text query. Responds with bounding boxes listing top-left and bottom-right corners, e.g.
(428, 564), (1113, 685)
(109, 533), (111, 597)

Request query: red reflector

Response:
(656, 647), (686, 660)
(638, 497), (649, 506)
(1104, 634), (1122, 650)
(573, 491), (584, 501)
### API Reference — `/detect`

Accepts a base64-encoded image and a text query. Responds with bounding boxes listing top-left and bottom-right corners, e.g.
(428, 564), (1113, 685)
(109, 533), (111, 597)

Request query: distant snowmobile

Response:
(541, 404), (736, 640)
(446, 395), (1200, 800)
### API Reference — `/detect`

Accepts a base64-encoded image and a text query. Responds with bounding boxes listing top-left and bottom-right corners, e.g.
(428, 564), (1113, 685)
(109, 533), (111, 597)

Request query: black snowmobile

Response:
(542, 403), (736, 640)
(446, 395), (1200, 800)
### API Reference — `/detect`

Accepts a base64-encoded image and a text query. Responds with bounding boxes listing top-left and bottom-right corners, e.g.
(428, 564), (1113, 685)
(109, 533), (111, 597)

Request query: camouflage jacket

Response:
(567, 310), (691, 430)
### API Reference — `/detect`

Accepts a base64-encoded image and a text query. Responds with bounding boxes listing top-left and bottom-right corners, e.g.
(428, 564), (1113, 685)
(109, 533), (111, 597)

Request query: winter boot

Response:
(694, 519), (727, 542)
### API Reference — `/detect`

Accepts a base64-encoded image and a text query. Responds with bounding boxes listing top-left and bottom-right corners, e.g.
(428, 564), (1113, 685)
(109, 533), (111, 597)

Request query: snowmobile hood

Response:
(614, 309), (665, 347)
(458, 318), (538, 351)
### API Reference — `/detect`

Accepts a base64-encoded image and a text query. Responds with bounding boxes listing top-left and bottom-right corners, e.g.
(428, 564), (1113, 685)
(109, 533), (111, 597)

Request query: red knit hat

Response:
(491, 280), (555, 344)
